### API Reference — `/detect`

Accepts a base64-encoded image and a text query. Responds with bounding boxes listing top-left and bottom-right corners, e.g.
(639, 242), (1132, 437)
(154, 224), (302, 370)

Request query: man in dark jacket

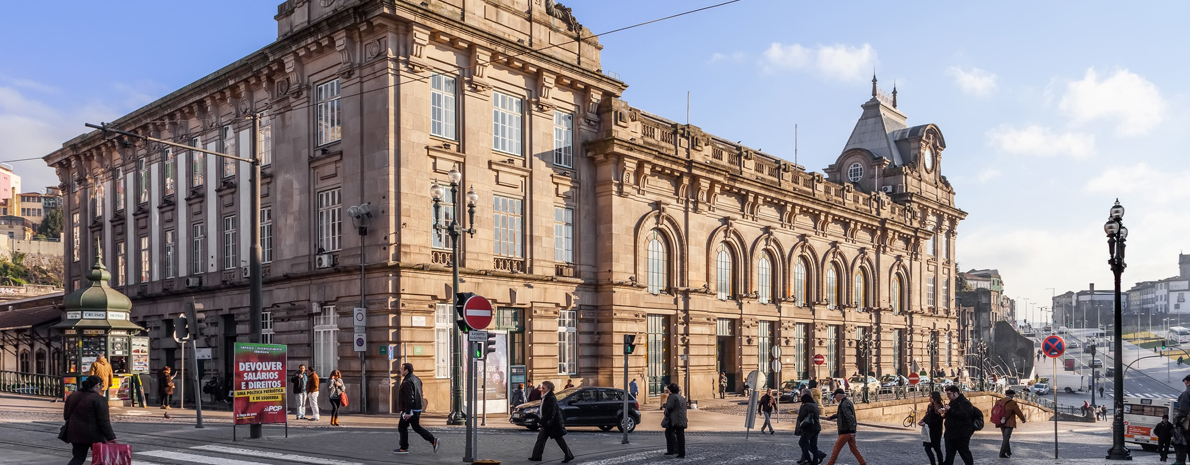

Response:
(290, 364), (308, 420)
(1173, 375), (1190, 464)
(529, 380), (574, 463)
(824, 389), (867, 465)
(64, 376), (117, 465)
(394, 363), (438, 454)
(511, 383), (526, 409)
(943, 385), (977, 465)
(528, 382), (543, 402)
(1155, 414), (1174, 462)
(758, 390), (775, 434)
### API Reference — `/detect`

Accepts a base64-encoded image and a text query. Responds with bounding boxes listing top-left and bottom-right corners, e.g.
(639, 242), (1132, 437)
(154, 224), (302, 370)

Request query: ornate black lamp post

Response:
(431, 167), (478, 426)
(926, 339), (938, 391)
(974, 340), (988, 391)
(858, 337), (873, 403)
(1104, 200), (1131, 460)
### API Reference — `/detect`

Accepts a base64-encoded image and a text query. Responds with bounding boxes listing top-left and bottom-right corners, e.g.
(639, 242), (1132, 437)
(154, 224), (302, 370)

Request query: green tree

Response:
(37, 205), (63, 239)
(0, 252), (27, 286)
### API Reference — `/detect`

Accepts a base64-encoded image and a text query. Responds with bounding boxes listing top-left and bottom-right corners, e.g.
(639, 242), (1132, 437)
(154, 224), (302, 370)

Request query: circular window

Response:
(847, 163), (864, 183)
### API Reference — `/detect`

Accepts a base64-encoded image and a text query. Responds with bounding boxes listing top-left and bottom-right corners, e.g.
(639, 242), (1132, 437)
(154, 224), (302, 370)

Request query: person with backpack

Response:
(1173, 374), (1190, 464)
(942, 385), (979, 465)
(758, 390), (775, 435)
(824, 389), (867, 465)
(795, 391), (826, 464)
(993, 389), (1027, 458)
(1155, 414), (1174, 462)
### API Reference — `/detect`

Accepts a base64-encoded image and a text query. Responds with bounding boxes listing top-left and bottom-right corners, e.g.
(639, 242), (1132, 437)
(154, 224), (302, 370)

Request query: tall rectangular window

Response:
(758, 321), (772, 388)
(927, 275), (936, 307)
(163, 148), (176, 196)
(558, 310), (577, 375)
(316, 79), (342, 146)
(115, 168), (125, 208)
(192, 222), (205, 275)
(257, 111), (273, 166)
(493, 196), (523, 258)
(317, 188), (342, 252)
(941, 276), (950, 308)
(222, 215), (237, 270)
(554, 207), (573, 263)
(116, 241), (126, 287)
(492, 91), (523, 155)
(944, 231), (951, 260)
(261, 311), (274, 344)
(794, 323), (807, 379)
(313, 306), (338, 376)
(261, 207), (273, 263)
(137, 159), (149, 204)
(221, 125), (236, 178)
(646, 315), (670, 396)
(72, 213), (80, 262)
(946, 333), (952, 367)
(435, 304), (453, 379)
(826, 325), (839, 378)
(927, 227), (936, 256)
(164, 229), (175, 279)
(893, 329), (904, 375)
(190, 137), (204, 189)
(432, 190), (454, 249)
(430, 73), (457, 140)
(139, 236), (150, 283)
(553, 111), (573, 167)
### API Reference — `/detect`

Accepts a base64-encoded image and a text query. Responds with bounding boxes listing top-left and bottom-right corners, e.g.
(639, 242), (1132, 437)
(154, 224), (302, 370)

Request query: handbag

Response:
(340, 392), (349, 407)
(661, 416), (670, 428)
(91, 441), (132, 465)
(57, 424), (68, 443)
(920, 424), (931, 442)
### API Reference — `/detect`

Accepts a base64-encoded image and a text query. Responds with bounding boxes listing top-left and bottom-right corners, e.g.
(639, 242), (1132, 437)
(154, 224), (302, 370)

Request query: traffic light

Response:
(454, 292), (477, 333)
(624, 334), (637, 355)
(485, 333), (497, 357)
(185, 300), (205, 344)
(173, 315), (190, 342)
(473, 342), (484, 359)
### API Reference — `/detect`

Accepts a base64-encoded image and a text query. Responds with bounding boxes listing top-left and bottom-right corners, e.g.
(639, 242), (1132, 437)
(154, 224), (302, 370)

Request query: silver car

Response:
(1032, 383), (1051, 395)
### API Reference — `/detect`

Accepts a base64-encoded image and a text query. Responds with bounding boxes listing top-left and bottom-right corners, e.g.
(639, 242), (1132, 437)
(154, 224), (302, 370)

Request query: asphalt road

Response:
(1031, 329), (1186, 407)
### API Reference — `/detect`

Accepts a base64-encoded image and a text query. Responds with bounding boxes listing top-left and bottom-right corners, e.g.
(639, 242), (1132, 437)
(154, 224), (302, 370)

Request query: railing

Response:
(494, 257), (525, 273)
(432, 250), (453, 265)
(0, 371), (62, 398)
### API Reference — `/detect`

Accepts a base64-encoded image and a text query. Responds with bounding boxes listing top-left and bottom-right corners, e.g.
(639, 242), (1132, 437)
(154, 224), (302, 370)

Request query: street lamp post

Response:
(927, 339), (938, 392)
(1104, 199), (1131, 461)
(975, 340), (988, 391)
(431, 167), (478, 429)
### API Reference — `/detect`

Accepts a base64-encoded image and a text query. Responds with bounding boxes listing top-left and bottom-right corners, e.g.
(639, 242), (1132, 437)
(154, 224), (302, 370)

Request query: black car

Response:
(510, 387), (641, 432)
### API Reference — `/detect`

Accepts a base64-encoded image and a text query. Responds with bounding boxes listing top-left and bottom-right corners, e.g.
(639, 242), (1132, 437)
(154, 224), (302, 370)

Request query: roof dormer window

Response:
(847, 162), (864, 183)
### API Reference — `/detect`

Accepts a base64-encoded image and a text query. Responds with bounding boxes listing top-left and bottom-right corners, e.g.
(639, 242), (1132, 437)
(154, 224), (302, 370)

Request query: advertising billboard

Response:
(233, 343), (287, 425)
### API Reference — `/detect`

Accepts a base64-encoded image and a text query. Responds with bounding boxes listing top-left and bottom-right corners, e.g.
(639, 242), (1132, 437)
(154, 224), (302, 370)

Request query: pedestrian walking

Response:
(1155, 414), (1174, 462)
(529, 380), (574, 463)
(306, 368), (321, 421)
(758, 390), (775, 434)
(1101, 405), (1108, 421)
(942, 385), (978, 465)
(157, 366), (175, 409)
(394, 363), (439, 454)
(1172, 374), (1190, 464)
(919, 391), (945, 465)
(719, 372), (728, 399)
(824, 389), (867, 465)
(62, 375), (117, 465)
(629, 378), (639, 400)
(994, 389), (1027, 458)
(87, 353), (113, 398)
(663, 383), (688, 458)
(795, 391), (825, 465)
(1081, 400), (1090, 417)
(511, 383), (526, 409)
(326, 370), (345, 426)
(809, 378), (823, 405)
(291, 364), (309, 420)
(1099, 385), (1105, 398)
(528, 382), (543, 402)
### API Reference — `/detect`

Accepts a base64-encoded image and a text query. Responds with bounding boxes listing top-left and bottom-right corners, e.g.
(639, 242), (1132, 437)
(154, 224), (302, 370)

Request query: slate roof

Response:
(0, 306), (61, 331)
(842, 96), (909, 165)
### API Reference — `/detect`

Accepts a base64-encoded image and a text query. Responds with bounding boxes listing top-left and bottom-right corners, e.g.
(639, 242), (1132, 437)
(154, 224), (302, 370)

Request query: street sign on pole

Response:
(772, 346), (782, 358)
(468, 330), (489, 342)
(461, 294), (494, 330)
(813, 354), (826, 366)
(1043, 335), (1066, 358)
(908, 372), (920, 385)
(771, 360), (782, 373)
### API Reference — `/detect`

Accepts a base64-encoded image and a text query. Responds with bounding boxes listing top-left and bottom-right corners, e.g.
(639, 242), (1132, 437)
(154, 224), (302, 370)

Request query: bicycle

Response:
(903, 406), (918, 428)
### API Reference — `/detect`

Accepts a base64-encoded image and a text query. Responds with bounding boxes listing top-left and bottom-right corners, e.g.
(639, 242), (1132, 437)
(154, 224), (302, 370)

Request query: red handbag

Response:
(340, 392), (349, 407)
(92, 441), (132, 465)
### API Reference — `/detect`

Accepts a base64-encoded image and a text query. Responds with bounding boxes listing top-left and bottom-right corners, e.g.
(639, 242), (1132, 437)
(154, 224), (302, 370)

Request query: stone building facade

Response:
(44, 0), (964, 412)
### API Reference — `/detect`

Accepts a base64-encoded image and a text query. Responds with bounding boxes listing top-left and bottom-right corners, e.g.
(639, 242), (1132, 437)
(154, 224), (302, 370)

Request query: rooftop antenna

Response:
(686, 91), (690, 125)
(794, 124), (798, 166)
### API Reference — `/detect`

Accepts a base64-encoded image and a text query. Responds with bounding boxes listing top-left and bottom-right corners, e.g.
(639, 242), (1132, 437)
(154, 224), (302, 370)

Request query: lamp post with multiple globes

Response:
(1104, 199), (1131, 461)
(430, 167), (478, 427)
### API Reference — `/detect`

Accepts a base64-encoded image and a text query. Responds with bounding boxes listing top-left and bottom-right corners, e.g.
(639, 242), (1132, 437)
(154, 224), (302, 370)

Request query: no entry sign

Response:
(461, 294), (493, 330)
(813, 354), (826, 366)
(908, 372), (920, 385)
(1043, 335), (1066, 358)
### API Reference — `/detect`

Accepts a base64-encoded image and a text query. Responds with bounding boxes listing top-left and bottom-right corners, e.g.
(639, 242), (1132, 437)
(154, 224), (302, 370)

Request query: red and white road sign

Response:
(462, 294), (493, 330)
(813, 354), (826, 366)
(908, 372), (920, 385)
(1043, 335), (1065, 358)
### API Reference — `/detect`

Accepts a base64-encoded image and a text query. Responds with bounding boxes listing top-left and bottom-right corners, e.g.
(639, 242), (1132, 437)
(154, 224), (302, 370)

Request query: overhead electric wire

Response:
(14, 0), (742, 161)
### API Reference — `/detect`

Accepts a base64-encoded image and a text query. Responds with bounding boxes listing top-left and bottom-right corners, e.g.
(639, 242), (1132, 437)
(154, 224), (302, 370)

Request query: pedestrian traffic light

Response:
(474, 342), (484, 359)
(454, 292), (477, 333)
(624, 334), (637, 355)
(185, 300), (205, 344)
(485, 333), (497, 357)
(173, 315), (190, 342)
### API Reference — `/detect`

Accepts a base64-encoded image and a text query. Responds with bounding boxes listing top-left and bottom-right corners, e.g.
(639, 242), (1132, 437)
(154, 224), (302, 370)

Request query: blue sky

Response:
(2, 1), (1187, 323)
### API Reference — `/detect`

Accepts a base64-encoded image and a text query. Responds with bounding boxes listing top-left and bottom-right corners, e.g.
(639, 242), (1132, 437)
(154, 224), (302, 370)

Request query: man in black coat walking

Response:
(942, 385), (977, 465)
(529, 380), (574, 463)
(1155, 414), (1174, 462)
(63, 376), (117, 465)
(394, 363), (439, 454)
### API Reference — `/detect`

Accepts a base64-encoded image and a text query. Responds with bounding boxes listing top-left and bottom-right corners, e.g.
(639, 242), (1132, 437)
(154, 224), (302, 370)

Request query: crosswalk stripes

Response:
(137, 445), (365, 465)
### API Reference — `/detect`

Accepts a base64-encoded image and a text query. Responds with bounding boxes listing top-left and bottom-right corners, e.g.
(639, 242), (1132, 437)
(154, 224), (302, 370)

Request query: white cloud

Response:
(976, 168), (1002, 183)
(1084, 163), (1190, 205)
(1059, 68), (1165, 136)
(986, 124), (1095, 158)
(945, 66), (998, 96)
(761, 43), (877, 82)
(708, 51), (746, 64)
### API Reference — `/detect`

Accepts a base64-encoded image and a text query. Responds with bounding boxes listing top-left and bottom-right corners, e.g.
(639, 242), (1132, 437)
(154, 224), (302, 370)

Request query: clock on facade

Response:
(922, 147), (933, 171)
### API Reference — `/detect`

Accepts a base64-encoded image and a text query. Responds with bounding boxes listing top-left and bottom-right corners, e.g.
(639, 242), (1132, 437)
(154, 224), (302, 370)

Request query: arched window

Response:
(758, 255), (772, 304)
(854, 270), (867, 311)
(826, 265), (838, 309)
(716, 243), (733, 300)
(891, 274), (904, 314)
(18, 350), (29, 373)
(646, 230), (667, 295)
(35, 349), (46, 375)
(793, 258), (808, 307)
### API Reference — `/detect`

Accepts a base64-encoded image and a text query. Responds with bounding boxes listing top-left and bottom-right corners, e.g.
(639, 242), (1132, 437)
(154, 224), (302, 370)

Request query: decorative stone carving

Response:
(545, 0), (582, 32)
(364, 37), (387, 61)
(465, 45), (491, 93)
(405, 24), (430, 73)
(334, 29), (357, 78)
(282, 53), (304, 98)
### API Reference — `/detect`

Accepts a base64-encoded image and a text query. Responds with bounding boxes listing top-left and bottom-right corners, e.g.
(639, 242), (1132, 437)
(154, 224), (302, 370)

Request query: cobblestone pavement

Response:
(0, 407), (1166, 465)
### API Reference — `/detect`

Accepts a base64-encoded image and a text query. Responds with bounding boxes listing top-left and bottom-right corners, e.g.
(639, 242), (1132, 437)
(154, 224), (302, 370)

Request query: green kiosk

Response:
(54, 247), (149, 405)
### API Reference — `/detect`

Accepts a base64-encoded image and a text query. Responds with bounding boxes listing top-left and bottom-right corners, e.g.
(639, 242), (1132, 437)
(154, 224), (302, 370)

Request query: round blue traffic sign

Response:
(1043, 335), (1065, 358)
